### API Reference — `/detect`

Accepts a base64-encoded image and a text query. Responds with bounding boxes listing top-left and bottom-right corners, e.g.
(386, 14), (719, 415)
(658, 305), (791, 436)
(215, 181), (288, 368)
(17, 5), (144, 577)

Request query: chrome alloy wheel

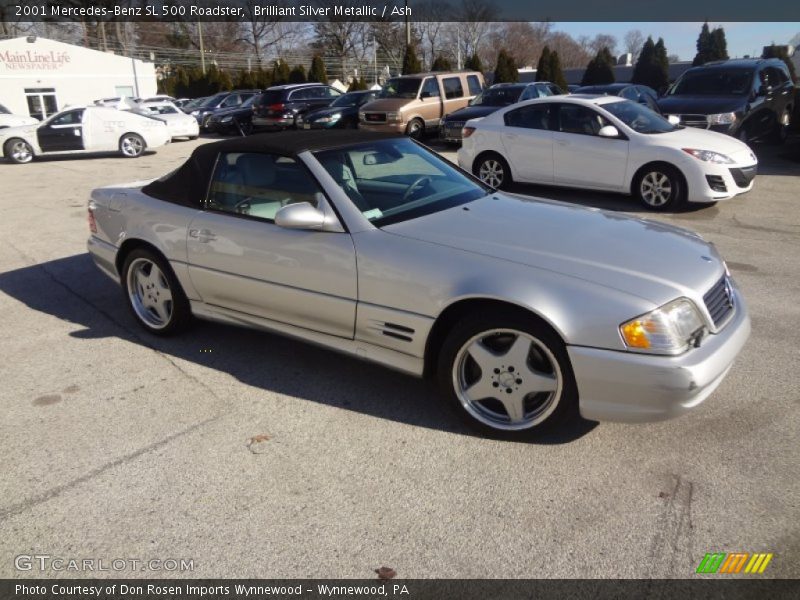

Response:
(453, 329), (563, 431)
(126, 258), (173, 329)
(639, 171), (673, 207)
(10, 140), (33, 163)
(120, 135), (144, 157)
(478, 159), (505, 188)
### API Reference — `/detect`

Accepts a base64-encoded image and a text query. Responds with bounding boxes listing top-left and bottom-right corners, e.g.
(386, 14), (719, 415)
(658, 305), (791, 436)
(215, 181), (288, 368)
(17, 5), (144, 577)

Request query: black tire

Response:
(406, 118), (424, 139)
(473, 152), (512, 190)
(437, 310), (578, 440)
(121, 248), (192, 336)
(119, 133), (146, 158)
(632, 164), (686, 211)
(4, 138), (34, 164)
(188, 135), (199, 140)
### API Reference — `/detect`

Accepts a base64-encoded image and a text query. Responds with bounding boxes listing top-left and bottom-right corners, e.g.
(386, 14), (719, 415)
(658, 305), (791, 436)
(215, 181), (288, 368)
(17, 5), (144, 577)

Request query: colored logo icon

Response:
(696, 552), (773, 574)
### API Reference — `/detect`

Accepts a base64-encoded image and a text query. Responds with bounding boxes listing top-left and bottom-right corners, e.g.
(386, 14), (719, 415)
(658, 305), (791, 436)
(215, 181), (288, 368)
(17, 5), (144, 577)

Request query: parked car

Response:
(173, 98), (192, 109)
(180, 96), (210, 113)
(657, 58), (795, 144)
(206, 95), (259, 135)
(567, 85), (581, 94)
(0, 103), (38, 128)
(574, 83), (662, 114)
(458, 95), (758, 211)
(440, 82), (563, 143)
(187, 90), (261, 131)
(139, 95), (175, 104)
(252, 84), (343, 131)
(297, 90), (380, 129)
(86, 131), (749, 439)
(1, 105), (170, 164)
(359, 71), (485, 138)
(138, 102), (200, 140)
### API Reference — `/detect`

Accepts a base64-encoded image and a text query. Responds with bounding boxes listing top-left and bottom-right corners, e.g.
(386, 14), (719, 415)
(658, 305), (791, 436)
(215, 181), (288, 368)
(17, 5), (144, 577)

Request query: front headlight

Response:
(190, 110), (199, 116)
(707, 112), (737, 125)
(620, 298), (705, 354)
(317, 113), (342, 123)
(386, 112), (401, 122)
(682, 148), (735, 164)
(220, 116), (232, 123)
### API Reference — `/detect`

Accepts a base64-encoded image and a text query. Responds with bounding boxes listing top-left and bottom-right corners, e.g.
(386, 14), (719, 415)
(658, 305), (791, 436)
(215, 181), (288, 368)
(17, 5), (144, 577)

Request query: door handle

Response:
(189, 228), (216, 243)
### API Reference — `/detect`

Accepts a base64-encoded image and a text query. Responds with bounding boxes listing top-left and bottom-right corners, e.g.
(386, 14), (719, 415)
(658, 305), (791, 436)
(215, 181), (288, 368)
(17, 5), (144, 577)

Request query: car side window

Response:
(443, 77), (464, 99)
(221, 95), (241, 108)
(207, 152), (321, 222)
(557, 104), (610, 136)
(620, 87), (639, 101)
(51, 109), (84, 126)
(467, 75), (482, 95)
(289, 89), (308, 101)
(504, 105), (552, 130)
(322, 87), (342, 98)
(421, 77), (440, 98)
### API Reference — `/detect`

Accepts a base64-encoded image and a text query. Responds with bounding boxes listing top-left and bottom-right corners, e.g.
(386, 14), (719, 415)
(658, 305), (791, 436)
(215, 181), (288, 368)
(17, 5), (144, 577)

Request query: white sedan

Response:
(0, 103), (38, 129)
(0, 106), (170, 164)
(457, 95), (758, 210)
(138, 102), (200, 140)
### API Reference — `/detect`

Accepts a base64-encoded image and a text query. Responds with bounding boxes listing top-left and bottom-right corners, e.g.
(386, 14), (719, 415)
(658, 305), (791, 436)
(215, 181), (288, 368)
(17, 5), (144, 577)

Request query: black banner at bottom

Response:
(2, 579), (800, 600)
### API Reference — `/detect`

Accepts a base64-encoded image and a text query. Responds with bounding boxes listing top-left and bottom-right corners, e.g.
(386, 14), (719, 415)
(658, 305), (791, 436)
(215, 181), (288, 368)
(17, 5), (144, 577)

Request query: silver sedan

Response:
(87, 131), (750, 439)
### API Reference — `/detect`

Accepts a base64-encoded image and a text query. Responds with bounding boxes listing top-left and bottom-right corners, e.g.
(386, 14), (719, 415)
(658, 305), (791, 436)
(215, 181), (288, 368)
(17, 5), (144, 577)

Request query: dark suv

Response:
(658, 58), (795, 144)
(252, 84), (342, 131)
(186, 90), (261, 131)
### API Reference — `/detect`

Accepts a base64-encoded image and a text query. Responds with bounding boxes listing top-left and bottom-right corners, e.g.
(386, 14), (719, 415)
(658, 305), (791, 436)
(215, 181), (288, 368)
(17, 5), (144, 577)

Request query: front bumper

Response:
(440, 123), (465, 143)
(680, 156), (758, 203)
(253, 115), (294, 129)
(569, 286), (750, 423)
(87, 235), (119, 283)
(359, 121), (406, 133)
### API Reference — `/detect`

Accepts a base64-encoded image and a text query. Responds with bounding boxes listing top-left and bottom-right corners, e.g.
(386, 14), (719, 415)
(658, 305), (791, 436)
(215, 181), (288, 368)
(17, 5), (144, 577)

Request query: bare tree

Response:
(547, 31), (592, 68)
(489, 21), (552, 68)
(589, 33), (618, 57)
(623, 29), (645, 61)
(413, 1), (454, 68)
(312, 19), (369, 80)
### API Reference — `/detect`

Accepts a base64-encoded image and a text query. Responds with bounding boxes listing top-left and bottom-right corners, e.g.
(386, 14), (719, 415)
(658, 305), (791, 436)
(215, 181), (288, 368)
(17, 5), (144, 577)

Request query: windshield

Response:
(183, 97), (207, 110)
(669, 68), (753, 96)
(199, 93), (229, 107)
(470, 87), (523, 107)
(331, 93), (366, 107)
(380, 78), (422, 99)
(602, 100), (677, 134)
(144, 105), (179, 114)
(314, 138), (489, 227)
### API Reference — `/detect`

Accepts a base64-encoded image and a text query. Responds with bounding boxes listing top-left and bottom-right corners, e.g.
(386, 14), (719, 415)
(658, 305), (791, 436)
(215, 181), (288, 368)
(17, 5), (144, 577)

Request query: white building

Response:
(0, 36), (156, 120)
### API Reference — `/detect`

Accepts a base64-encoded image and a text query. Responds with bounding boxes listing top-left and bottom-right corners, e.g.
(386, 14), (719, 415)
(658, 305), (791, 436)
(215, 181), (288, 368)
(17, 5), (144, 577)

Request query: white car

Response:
(138, 102), (200, 140)
(457, 95), (758, 211)
(0, 105), (170, 164)
(0, 103), (38, 129)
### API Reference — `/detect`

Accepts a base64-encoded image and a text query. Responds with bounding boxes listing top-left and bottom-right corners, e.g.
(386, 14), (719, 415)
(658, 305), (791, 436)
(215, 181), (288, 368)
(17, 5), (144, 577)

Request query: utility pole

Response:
(373, 35), (378, 85)
(198, 21), (206, 74)
(405, 0), (410, 46)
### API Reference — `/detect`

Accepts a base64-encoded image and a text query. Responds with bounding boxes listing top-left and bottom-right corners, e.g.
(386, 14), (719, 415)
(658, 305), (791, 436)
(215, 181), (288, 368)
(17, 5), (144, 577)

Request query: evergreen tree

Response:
(653, 38), (670, 92)
(402, 43), (422, 75)
(581, 47), (615, 85)
(631, 36), (655, 86)
(464, 53), (484, 74)
(253, 67), (272, 90)
(348, 76), (368, 91)
(431, 55), (452, 71)
(271, 59), (291, 85)
(693, 22), (712, 66)
(535, 46), (552, 82)
(548, 50), (568, 92)
(493, 49), (519, 84)
(309, 54), (329, 84)
(711, 28), (729, 61)
(289, 65), (307, 84)
(236, 69), (257, 90)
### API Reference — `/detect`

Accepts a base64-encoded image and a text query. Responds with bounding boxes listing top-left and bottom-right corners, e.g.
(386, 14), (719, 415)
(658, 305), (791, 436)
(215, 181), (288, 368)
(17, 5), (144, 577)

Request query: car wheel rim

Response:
(479, 160), (504, 188)
(127, 258), (173, 329)
(121, 136), (143, 157)
(11, 141), (32, 163)
(408, 122), (421, 137)
(453, 329), (562, 431)
(640, 171), (673, 207)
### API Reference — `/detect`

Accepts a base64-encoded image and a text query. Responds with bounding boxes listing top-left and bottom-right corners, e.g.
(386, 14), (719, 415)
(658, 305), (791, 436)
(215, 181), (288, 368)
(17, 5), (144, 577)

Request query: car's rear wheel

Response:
(474, 153), (512, 190)
(122, 249), (191, 335)
(406, 118), (424, 139)
(771, 109), (790, 144)
(633, 165), (685, 211)
(4, 138), (34, 164)
(437, 312), (577, 439)
(119, 133), (145, 158)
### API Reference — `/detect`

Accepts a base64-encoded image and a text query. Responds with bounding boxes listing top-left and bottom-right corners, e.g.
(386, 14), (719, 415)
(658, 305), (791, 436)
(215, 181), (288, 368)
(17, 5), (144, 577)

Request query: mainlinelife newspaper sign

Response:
(2, 0), (798, 22)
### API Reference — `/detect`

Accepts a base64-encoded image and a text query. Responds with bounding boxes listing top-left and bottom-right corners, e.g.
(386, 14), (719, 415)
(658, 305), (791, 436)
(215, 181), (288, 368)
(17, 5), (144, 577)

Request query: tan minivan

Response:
(359, 71), (485, 138)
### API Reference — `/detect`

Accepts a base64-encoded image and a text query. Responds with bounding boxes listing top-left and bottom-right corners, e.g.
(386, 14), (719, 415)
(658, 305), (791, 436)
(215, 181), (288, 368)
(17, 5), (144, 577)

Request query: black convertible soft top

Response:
(142, 130), (400, 207)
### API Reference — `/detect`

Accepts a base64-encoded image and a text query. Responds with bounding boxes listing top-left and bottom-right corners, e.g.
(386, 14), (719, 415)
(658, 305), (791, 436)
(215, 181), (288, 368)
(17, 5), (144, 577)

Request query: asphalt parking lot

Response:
(0, 134), (798, 579)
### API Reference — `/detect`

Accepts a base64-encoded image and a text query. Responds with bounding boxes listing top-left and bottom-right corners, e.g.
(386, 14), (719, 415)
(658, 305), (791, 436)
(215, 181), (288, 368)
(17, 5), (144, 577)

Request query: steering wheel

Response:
(401, 176), (431, 202)
(233, 197), (252, 213)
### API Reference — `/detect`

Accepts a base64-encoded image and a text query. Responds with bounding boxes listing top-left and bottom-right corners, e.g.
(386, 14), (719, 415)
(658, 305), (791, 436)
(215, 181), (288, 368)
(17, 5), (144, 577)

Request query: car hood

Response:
(657, 95), (747, 115)
(383, 194), (724, 305)
(360, 98), (414, 112)
(647, 127), (756, 162)
(210, 104), (250, 118)
(444, 106), (504, 122)
(305, 105), (357, 120)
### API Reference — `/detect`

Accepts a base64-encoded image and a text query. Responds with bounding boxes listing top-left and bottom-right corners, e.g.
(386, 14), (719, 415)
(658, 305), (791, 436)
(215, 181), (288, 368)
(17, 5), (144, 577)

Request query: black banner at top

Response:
(0, 0), (798, 22)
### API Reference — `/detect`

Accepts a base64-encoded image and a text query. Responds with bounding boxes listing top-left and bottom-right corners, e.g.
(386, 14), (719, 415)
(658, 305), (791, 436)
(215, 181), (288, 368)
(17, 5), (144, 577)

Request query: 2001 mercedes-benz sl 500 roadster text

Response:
(87, 131), (750, 438)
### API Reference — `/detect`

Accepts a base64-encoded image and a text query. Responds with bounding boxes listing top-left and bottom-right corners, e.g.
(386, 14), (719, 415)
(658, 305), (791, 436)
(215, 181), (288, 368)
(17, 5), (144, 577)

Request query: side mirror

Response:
(420, 91), (431, 99)
(274, 202), (325, 230)
(598, 125), (621, 138)
(667, 114), (681, 126)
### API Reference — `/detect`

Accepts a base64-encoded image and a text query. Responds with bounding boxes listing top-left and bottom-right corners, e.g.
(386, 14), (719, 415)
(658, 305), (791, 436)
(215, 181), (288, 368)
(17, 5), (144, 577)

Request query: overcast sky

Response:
(555, 22), (800, 61)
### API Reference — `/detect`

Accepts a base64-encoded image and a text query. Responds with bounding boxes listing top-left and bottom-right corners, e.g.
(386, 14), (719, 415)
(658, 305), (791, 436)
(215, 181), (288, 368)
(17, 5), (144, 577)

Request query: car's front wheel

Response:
(122, 249), (191, 335)
(633, 164), (686, 211)
(437, 312), (578, 439)
(119, 133), (146, 158)
(406, 118), (424, 139)
(474, 153), (512, 190)
(771, 109), (791, 144)
(4, 138), (34, 164)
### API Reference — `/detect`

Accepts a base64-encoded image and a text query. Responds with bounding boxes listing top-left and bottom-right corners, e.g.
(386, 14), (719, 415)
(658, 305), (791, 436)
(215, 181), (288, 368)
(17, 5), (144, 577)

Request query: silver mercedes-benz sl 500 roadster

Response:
(87, 131), (750, 438)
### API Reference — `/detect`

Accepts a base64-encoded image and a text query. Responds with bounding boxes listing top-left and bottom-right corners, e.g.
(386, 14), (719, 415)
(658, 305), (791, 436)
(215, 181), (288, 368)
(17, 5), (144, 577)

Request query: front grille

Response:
(703, 276), (735, 327)
(729, 166), (757, 188)
(363, 112), (386, 123)
(678, 114), (709, 129)
(445, 121), (465, 130)
(705, 175), (727, 193)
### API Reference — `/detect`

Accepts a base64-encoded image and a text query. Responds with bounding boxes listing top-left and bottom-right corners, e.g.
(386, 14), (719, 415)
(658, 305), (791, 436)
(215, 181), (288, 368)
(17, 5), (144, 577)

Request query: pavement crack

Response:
(647, 475), (695, 579)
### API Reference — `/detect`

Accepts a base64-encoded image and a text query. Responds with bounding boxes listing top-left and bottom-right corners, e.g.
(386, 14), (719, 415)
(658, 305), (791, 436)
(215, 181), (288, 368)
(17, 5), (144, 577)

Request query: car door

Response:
(418, 77), (443, 127)
(441, 76), (466, 118)
(551, 103), (629, 190)
(36, 109), (85, 153)
(499, 103), (555, 183)
(186, 151), (358, 338)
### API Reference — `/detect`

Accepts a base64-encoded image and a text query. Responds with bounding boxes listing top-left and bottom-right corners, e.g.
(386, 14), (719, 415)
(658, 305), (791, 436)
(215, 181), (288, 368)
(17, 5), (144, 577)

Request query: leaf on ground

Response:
(375, 566), (397, 581)
(247, 434), (271, 454)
